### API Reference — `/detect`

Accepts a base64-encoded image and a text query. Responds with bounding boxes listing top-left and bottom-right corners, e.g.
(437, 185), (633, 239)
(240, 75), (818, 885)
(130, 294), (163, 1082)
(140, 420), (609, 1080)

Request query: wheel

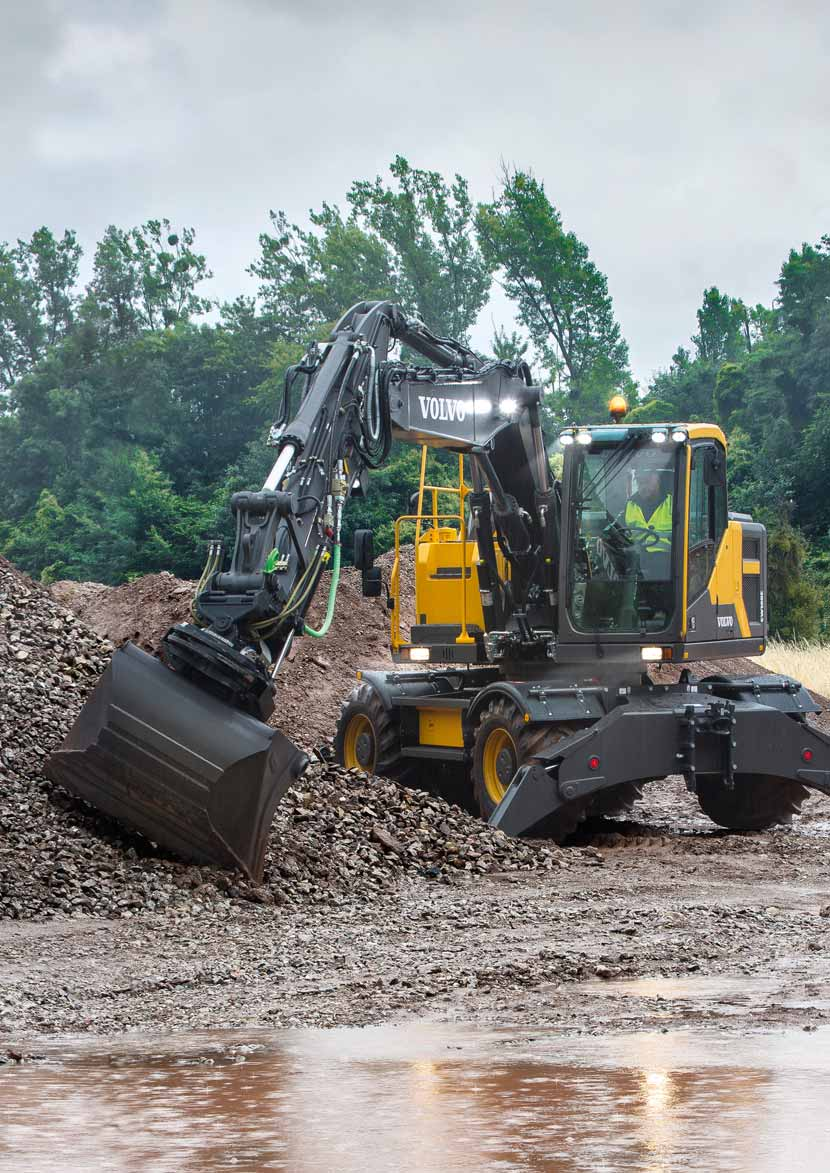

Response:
(334, 683), (403, 776)
(695, 773), (808, 831)
(471, 698), (587, 840)
(588, 782), (645, 818)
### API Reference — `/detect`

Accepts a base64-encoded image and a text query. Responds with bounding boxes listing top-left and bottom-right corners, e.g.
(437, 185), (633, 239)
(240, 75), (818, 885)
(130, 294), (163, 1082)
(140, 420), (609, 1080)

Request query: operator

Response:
(624, 466), (673, 572)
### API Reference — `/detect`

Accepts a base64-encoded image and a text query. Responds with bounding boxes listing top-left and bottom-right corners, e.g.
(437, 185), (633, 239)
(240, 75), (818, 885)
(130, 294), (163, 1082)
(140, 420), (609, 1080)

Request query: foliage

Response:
(0, 168), (825, 653)
(476, 168), (631, 417)
(766, 524), (822, 639)
(634, 237), (830, 638)
(349, 156), (492, 340)
(250, 204), (395, 339)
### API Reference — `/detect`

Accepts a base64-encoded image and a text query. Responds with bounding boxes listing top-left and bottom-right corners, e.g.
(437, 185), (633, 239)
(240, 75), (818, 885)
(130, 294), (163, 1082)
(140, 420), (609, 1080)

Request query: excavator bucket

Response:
(45, 643), (308, 883)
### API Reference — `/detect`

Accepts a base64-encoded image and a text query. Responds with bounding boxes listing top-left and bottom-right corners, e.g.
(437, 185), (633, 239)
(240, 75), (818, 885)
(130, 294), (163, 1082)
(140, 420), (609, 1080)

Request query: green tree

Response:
(767, 523), (821, 639)
(476, 168), (630, 413)
(250, 204), (395, 338)
(349, 155), (492, 339)
(87, 220), (212, 339)
(692, 287), (750, 364)
(491, 326), (528, 362)
(0, 244), (42, 387)
(777, 235), (830, 338)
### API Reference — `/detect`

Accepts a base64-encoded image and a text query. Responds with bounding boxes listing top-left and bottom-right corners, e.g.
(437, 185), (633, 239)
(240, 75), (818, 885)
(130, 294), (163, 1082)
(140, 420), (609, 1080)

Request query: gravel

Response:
(2, 556), (564, 922)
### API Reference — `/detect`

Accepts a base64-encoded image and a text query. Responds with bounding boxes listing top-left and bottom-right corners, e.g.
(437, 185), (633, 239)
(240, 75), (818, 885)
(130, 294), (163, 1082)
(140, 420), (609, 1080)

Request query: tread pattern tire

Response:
(695, 773), (808, 831)
(471, 698), (588, 841)
(334, 683), (406, 778)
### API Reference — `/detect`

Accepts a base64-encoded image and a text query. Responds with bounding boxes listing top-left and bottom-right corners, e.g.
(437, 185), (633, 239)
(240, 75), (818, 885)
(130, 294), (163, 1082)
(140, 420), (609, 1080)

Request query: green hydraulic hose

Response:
(303, 544), (341, 637)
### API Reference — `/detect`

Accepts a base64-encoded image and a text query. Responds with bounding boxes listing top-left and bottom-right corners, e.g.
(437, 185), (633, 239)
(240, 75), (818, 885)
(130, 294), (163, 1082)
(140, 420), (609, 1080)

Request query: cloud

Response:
(2, 0), (829, 385)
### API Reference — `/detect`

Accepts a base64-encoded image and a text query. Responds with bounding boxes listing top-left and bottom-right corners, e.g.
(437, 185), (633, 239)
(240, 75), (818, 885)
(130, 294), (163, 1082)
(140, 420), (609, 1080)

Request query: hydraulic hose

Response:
(303, 544), (341, 638)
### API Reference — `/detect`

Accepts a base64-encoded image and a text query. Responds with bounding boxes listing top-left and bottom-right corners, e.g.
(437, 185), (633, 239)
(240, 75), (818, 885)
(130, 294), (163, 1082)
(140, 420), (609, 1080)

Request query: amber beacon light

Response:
(609, 395), (628, 422)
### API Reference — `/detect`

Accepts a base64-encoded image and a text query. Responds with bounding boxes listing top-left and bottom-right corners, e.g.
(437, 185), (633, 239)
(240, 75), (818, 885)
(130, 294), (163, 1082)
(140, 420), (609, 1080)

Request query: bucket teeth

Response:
(45, 643), (308, 883)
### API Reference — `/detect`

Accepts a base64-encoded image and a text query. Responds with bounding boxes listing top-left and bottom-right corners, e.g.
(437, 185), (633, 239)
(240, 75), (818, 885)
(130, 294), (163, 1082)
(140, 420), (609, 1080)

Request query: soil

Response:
(0, 555), (828, 1041)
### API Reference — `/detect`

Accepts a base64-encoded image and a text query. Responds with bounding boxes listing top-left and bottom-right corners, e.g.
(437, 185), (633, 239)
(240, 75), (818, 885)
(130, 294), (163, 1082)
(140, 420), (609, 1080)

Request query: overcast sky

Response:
(3, 0), (829, 386)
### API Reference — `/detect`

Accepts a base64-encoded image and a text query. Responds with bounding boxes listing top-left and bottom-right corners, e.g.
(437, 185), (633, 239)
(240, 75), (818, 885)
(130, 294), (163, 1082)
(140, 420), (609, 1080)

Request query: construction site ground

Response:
(3, 556), (830, 1044)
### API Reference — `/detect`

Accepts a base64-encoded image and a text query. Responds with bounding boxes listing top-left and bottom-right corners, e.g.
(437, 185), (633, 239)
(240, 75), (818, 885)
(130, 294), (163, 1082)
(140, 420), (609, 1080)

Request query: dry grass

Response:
(751, 639), (830, 699)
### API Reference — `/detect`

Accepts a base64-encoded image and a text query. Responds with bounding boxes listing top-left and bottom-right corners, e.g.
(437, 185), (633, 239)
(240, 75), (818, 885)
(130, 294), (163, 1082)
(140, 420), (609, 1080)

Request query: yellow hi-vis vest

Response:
(624, 494), (673, 552)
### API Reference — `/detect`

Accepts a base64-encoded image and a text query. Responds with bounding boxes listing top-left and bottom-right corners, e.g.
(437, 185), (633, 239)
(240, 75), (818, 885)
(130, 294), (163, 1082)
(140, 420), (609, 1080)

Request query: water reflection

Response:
(0, 1026), (828, 1171)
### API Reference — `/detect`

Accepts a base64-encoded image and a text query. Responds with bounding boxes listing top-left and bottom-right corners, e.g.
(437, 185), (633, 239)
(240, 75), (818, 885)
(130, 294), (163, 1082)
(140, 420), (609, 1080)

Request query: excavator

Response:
(47, 300), (830, 881)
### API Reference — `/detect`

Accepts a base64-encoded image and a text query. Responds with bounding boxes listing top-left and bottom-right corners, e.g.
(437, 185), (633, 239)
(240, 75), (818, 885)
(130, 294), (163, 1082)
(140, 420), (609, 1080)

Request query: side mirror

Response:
(353, 529), (374, 571)
(361, 567), (382, 598)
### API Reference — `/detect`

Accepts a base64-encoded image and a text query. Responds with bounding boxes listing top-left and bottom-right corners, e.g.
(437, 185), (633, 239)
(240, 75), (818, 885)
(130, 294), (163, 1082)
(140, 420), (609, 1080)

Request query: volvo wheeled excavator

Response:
(47, 300), (830, 881)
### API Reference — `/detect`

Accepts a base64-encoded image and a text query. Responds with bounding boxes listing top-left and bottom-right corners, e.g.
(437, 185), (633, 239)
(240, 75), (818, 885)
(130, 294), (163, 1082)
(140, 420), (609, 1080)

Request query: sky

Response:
(3, 0), (829, 387)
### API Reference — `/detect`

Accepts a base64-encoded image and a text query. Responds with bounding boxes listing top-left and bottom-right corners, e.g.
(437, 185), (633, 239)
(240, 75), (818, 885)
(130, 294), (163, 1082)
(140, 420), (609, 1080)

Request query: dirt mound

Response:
(50, 572), (195, 655)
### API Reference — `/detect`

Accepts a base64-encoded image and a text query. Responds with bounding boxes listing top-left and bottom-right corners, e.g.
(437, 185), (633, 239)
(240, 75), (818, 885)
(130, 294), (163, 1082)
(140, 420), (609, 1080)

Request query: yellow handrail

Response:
(389, 449), (474, 651)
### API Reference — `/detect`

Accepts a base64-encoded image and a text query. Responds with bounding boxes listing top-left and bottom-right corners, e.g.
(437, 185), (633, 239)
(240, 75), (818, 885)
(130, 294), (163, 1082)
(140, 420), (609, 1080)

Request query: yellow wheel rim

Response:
(482, 726), (517, 805)
(343, 713), (376, 771)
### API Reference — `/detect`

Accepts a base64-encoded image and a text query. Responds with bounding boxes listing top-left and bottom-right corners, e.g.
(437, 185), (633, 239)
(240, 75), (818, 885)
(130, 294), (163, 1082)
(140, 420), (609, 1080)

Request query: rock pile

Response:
(1, 556), (561, 921)
(0, 557), (111, 782)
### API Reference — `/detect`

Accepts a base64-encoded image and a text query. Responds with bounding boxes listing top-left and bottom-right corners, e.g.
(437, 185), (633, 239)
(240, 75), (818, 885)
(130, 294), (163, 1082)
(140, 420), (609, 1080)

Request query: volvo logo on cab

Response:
(417, 395), (467, 423)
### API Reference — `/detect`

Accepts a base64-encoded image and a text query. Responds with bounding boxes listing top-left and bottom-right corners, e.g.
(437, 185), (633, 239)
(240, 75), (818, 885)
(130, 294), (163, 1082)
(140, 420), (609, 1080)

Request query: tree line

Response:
(0, 158), (826, 637)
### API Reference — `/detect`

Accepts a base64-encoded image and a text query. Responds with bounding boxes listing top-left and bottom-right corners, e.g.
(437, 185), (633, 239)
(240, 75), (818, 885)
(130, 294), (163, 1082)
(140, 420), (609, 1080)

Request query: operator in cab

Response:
(624, 460), (674, 592)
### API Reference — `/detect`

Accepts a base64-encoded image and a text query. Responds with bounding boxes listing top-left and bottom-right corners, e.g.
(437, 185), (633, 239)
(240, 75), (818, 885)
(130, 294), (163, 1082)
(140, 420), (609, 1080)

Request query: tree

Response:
(87, 220), (212, 340)
(349, 156), (492, 339)
(491, 326), (528, 362)
(250, 204), (395, 338)
(777, 235), (830, 338)
(0, 244), (42, 388)
(0, 227), (82, 387)
(692, 287), (750, 364)
(766, 523), (821, 639)
(476, 169), (630, 411)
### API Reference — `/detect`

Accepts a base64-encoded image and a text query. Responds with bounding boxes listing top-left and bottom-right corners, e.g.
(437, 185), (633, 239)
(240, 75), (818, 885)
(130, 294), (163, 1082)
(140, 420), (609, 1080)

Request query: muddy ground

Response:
(2, 558), (830, 1044)
(4, 778), (830, 1042)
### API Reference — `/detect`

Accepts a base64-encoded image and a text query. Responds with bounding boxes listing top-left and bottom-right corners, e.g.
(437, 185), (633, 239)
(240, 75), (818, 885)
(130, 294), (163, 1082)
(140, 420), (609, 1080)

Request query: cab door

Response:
(685, 441), (729, 641)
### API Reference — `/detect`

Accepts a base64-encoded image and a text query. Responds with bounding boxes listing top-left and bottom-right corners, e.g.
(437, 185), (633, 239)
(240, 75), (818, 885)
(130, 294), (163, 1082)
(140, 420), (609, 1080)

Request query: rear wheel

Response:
(471, 698), (587, 840)
(695, 773), (808, 830)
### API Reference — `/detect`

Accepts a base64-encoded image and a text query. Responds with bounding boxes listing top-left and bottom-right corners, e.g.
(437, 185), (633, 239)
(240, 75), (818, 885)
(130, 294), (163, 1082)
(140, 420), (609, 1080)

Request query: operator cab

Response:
(557, 419), (765, 663)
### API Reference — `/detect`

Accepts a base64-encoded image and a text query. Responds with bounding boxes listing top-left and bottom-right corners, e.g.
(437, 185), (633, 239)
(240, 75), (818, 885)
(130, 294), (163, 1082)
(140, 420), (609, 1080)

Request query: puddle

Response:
(1, 1024), (829, 1171)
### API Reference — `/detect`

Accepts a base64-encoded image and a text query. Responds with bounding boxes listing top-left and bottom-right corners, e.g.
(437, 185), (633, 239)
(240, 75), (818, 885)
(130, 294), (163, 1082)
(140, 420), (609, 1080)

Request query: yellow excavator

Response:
(47, 301), (830, 879)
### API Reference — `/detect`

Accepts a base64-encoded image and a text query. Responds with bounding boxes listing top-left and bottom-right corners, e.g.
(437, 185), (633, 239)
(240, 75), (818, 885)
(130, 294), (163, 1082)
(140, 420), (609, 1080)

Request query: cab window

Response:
(687, 443), (727, 601)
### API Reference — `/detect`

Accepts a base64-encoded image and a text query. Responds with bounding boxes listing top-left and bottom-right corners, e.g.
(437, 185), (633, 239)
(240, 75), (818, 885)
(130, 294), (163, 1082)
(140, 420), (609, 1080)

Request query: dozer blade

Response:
(45, 642), (308, 883)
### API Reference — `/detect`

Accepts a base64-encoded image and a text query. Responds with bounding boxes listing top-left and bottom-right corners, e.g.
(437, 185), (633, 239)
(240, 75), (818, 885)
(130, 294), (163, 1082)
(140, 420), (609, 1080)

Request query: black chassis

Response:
(358, 667), (830, 836)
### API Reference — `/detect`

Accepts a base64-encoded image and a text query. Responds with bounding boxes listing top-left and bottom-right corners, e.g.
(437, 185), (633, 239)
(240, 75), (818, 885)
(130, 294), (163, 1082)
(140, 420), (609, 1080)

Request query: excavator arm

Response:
(46, 302), (553, 881)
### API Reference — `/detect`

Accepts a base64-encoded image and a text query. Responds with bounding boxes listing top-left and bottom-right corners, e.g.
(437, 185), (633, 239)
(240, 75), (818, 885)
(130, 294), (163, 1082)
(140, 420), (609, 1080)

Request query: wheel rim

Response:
(482, 726), (517, 805)
(343, 714), (376, 771)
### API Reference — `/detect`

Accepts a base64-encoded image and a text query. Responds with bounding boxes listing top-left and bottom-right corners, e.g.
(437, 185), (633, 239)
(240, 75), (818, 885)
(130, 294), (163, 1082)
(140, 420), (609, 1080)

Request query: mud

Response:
(3, 778), (830, 1040)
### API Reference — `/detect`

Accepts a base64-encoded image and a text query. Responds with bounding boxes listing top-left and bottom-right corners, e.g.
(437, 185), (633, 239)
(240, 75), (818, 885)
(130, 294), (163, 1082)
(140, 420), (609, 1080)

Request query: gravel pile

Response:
(1, 556), (562, 921)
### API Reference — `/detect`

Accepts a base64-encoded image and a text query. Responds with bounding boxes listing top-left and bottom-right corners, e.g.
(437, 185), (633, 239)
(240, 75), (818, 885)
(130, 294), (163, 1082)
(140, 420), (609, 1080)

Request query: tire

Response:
(334, 683), (405, 777)
(588, 782), (645, 818)
(471, 698), (587, 840)
(695, 773), (808, 831)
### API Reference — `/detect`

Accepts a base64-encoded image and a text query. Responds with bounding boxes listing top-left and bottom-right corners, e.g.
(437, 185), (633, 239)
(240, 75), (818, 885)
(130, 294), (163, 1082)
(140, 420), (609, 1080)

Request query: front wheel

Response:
(471, 699), (586, 840)
(695, 773), (808, 831)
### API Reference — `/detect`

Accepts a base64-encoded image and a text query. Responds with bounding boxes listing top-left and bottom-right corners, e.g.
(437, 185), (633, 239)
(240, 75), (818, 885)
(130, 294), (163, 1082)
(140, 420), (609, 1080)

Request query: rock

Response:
(371, 826), (406, 854)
